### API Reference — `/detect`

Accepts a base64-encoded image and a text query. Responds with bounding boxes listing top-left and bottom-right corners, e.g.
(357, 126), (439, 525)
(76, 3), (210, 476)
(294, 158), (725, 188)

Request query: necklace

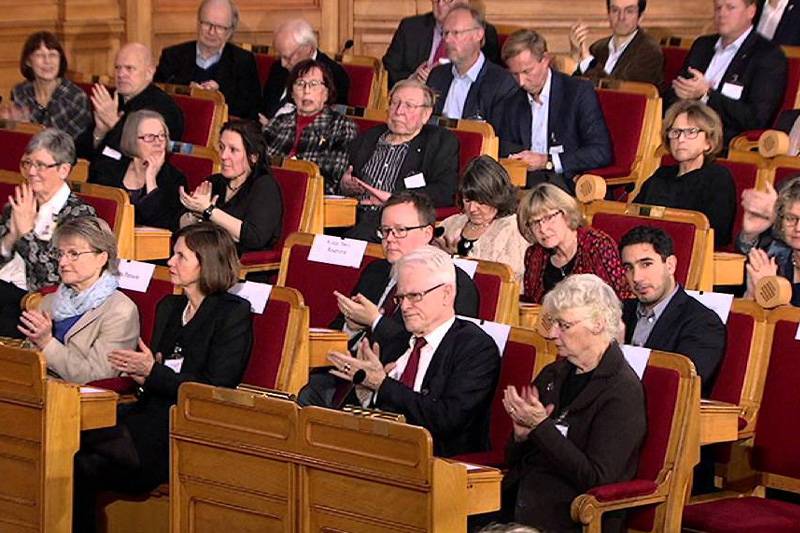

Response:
(466, 218), (493, 230)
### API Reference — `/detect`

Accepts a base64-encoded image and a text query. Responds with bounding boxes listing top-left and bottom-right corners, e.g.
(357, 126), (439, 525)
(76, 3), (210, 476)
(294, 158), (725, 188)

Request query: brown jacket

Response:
(577, 28), (664, 88)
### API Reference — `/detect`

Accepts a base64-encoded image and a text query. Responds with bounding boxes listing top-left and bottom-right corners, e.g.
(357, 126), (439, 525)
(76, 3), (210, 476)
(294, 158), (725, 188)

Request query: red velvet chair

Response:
(571, 351), (700, 533)
(70, 182), (126, 235)
(472, 259), (519, 324)
(770, 155), (800, 190)
(254, 52), (278, 88)
(167, 143), (220, 192)
(660, 45), (691, 91)
(338, 55), (383, 108)
(167, 90), (227, 148)
(0, 122), (42, 172)
(682, 306), (800, 532)
(779, 46), (800, 114)
(716, 155), (760, 252)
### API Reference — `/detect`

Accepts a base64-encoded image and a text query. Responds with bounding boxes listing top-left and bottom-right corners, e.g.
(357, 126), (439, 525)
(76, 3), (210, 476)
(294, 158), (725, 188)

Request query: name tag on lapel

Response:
(404, 173), (426, 189)
(721, 82), (744, 101)
(101, 146), (122, 160)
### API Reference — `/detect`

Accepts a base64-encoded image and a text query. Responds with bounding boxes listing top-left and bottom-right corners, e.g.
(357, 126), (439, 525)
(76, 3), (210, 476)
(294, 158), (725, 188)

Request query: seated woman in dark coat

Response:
(497, 274), (646, 532)
(180, 120), (283, 254)
(634, 100), (737, 247)
(89, 109), (186, 230)
(72, 222), (253, 533)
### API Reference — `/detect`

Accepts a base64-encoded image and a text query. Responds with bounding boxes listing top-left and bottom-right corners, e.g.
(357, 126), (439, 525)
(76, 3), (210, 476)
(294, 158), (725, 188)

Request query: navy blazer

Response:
(776, 108), (800, 133)
(663, 30), (787, 146)
(757, 0), (800, 45)
(427, 57), (517, 130)
(497, 69), (612, 180)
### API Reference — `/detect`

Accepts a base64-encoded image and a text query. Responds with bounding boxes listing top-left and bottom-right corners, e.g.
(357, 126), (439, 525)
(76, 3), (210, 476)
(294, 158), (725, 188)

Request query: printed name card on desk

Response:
(229, 281), (272, 314)
(116, 260), (156, 293)
(453, 257), (478, 278)
(458, 315), (511, 354)
(622, 345), (651, 380)
(307, 235), (367, 268)
(686, 290), (734, 324)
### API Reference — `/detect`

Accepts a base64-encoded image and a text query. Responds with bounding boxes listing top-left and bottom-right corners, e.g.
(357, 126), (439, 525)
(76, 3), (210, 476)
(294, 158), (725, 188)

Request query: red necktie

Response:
(431, 36), (448, 65)
(381, 285), (398, 317)
(399, 337), (427, 388)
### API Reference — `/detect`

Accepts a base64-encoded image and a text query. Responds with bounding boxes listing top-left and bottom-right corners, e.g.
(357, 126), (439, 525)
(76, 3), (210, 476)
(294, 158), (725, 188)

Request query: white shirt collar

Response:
(715, 25), (753, 53)
(609, 29), (638, 55)
(527, 68), (552, 105)
(195, 43), (223, 66)
(451, 52), (485, 82)
(39, 182), (71, 214)
(411, 315), (456, 352)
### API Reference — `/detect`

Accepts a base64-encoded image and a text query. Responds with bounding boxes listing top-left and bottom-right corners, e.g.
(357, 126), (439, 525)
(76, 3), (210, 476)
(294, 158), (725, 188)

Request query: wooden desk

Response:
(308, 328), (349, 367)
(80, 386), (118, 430)
(134, 226), (172, 261)
(699, 400), (741, 445)
(324, 196), (358, 228)
(462, 463), (503, 515)
(713, 252), (745, 286)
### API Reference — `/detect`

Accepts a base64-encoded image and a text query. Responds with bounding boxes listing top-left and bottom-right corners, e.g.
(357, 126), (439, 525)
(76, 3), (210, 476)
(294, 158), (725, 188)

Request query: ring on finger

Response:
(343, 363), (351, 372)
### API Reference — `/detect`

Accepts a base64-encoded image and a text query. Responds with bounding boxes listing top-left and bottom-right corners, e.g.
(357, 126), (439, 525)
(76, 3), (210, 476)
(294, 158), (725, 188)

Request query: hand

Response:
(328, 338), (387, 390)
(357, 178), (391, 203)
(258, 113), (270, 130)
(503, 385), (555, 442)
(90, 84), (121, 134)
(18, 309), (53, 349)
(568, 22), (590, 61)
(745, 248), (779, 298)
(10, 183), (38, 237)
(0, 102), (31, 122)
(339, 166), (364, 195)
(179, 182), (215, 213)
(108, 338), (156, 384)
(142, 150), (165, 192)
(412, 61), (432, 83)
(740, 182), (778, 239)
(334, 291), (381, 326)
(672, 67), (711, 100)
(192, 80), (220, 91)
(509, 150), (548, 171)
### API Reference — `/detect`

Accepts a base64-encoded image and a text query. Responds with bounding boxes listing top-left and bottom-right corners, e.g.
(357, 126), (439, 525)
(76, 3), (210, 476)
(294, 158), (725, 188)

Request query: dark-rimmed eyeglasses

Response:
(667, 127), (702, 140)
(392, 283), (445, 306)
(199, 20), (232, 33)
(138, 133), (167, 143)
(56, 249), (100, 262)
(20, 160), (60, 172)
(527, 209), (563, 230)
(376, 224), (429, 239)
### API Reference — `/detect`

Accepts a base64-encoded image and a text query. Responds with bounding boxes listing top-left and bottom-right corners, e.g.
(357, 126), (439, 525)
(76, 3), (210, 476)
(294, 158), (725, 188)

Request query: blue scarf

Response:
(51, 271), (119, 321)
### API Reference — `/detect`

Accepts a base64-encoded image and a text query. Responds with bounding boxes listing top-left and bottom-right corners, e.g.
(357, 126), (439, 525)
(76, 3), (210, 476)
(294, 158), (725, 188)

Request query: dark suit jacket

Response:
(497, 69), (613, 181)
(757, 0), (800, 45)
(623, 286), (726, 396)
(382, 12), (501, 87)
(663, 30), (788, 146)
(154, 41), (262, 119)
(349, 124), (459, 206)
(375, 318), (500, 457)
(577, 28), (664, 88)
(427, 56), (517, 130)
(776, 108), (800, 132)
(261, 50), (349, 118)
(329, 258), (480, 347)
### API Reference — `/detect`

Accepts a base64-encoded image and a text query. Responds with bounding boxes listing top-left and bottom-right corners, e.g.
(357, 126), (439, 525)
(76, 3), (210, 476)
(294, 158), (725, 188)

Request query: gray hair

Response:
(198, 0), (240, 32)
(53, 216), (119, 275)
(25, 128), (76, 166)
(392, 245), (456, 287)
(276, 18), (318, 48)
(389, 78), (436, 108)
(120, 110), (170, 158)
(542, 274), (622, 341)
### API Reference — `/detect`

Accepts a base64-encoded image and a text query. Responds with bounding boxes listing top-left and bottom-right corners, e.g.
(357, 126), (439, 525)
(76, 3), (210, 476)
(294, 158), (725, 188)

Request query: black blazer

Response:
(261, 50), (349, 118)
(757, 0), (800, 45)
(154, 41), (262, 119)
(382, 12), (501, 87)
(577, 28), (664, 88)
(119, 292), (253, 488)
(623, 286), (726, 396)
(349, 124), (459, 207)
(427, 57), (517, 130)
(663, 30), (787, 146)
(497, 69), (613, 180)
(375, 318), (500, 457)
(776, 108), (800, 132)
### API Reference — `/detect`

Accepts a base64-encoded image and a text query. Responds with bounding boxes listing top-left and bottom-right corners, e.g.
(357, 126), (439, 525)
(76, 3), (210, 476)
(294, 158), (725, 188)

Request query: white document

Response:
(685, 290), (734, 324)
(452, 257), (478, 278)
(457, 315), (511, 354)
(622, 344), (651, 380)
(307, 234), (367, 268)
(404, 173), (427, 189)
(229, 281), (272, 314)
(116, 260), (156, 293)
(101, 146), (122, 160)
(721, 82), (744, 100)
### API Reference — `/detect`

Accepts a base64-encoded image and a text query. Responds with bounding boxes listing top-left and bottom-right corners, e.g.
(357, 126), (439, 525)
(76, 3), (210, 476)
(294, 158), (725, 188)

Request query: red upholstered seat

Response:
(340, 63), (374, 108)
(716, 158), (757, 252)
(242, 298), (291, 389)
(774, 166), (800, 191)
(435, 206), (460, 221)
(169, 151), (216, 192)
(473, 270), (502, 322)
(683, 497), (800, 532)
(661, 46), (690, 90)
(711, 309), (755, 407)
(588, 479), (659, 502)
(0, 181), (19, 206)
(449, 128), (482, 174)
(86, 376), (137, 394)
(171, 94), (217, 147)
(591, 89), (647, 179)
(779, 51), (800, 114)
(119, 273), (176, 345)
(254, 53), (277, 88)
(0, 129), (35, 172)
(350, 116), (385, 135)
(75, 193), (119, 232)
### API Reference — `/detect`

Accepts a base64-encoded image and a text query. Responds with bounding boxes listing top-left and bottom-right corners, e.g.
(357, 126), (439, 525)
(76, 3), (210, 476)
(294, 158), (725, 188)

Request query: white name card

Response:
(622, 344), (651, 380)
(685, 290), (734, 325)
(229, 281), (272, 314)
(458, 315), (511, 354)
(453, 257), (479, 279)
(116, 260), (156, 293)
(307, 235), (367, 268)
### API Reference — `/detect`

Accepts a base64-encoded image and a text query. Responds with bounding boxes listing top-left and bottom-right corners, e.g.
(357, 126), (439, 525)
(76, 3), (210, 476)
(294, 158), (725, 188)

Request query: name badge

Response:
(229, 281), (272, 314)
(307, 234), (367, 268)
(549, 145), (564, 155)
(721, 82), (744, 101)
(116, 260), (156, 293)
(404, 173), (426, 189)
(101, 146), (122, 160)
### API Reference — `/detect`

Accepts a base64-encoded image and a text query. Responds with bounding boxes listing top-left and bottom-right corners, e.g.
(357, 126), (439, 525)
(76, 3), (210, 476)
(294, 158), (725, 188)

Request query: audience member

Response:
(89, 110), (186, 230)
(180, 120), (282, 254)
(426, 5), (517, 128)
(4, 31), (92, 141)
(664, 0), (787, 147)
(73, 222), (252, 533)
(261, 18), (349, 119)
(570, 0), (664, 86)
(498, 274), (645, 531)
(0, 129), (96, 337)
(19, 217), (139, 384)
(331, 191), (479, 348)
(634, 100), (737, 247)
(437, 156), (528, 286)
(619, 225), (725, 395)
(498, 29), (612, 191)
(756, 0), (800, 45)
(154, 0), (261, 119)
(263, 59), (358, 194)
(517, 183), (630, 303)
(304, 245), (500, 458)
(88, 43), (184, 154)
(774, 108), (800, 156)
(340, 79), (459, 241)
(382, 0), (501, 87)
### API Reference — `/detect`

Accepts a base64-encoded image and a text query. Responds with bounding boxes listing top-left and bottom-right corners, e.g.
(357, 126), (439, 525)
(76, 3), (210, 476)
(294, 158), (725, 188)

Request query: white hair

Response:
(392, 245), (456, 287)
(276, 18), (317, 48)
(542, 274), (623, 340)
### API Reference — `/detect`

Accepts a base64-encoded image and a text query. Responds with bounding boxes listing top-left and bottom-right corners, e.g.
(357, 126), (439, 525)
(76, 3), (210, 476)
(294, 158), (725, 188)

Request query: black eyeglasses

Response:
(376, 224), (429, 239)
(667, 127), (702, 140)
(138, 133), (167, 143)
(56, 249), (100, 262)
(20, 160), (60, 172)
(199, 20), (232, 33)
(392, 283), (445, 306)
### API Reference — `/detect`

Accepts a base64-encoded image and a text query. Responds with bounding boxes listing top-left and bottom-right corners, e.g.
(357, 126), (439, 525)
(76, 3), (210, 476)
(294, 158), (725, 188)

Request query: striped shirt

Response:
(360, 131), (410, 197)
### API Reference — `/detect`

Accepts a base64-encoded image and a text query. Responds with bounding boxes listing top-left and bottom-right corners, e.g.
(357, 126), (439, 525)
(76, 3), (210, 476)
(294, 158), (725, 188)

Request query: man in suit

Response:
(382, 0), (501, 88)
(322, 246), (500, 458)
(331, 191), (479, 349)
(756, 0), (800, 45)
(664, 0), (788, 147)
(497, 29), (612, 191)
(261, 18), (349, 119)
(569, 0), (664, 87)
(426, 5), (517, 130)
(619, 225), (725, 396)
(154, 0), (261, 119)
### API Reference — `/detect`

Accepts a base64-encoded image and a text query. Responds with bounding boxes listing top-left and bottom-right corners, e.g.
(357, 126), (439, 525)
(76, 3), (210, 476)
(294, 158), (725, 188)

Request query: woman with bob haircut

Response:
(72, 222), (253, 533)
(517, 183), (630, 303)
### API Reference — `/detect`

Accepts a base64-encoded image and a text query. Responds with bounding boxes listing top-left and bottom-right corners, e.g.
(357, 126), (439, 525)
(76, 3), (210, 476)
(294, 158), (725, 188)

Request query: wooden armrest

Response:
(498, 158), (528, 187)
(699, 399), (741, 445)
(134, 226), (172, 261)
(323, 196), (358, 228)
(571, 483), (667, 526)
(713, 252), (745, 286)
(308, 328), (349, 367)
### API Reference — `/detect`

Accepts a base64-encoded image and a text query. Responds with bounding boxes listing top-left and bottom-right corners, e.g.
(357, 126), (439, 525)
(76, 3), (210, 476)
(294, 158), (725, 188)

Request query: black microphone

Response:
(335, 39), (355, 61)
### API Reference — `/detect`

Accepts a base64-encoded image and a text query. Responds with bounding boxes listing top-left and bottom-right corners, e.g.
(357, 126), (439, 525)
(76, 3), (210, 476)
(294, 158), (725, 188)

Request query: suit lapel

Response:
(420, 320), (458, 391)
(398, 128), (426, 180)
(547, 69), (562, 149)
(63, 296), (109, 342)
(644, 288), (688, 346)
(721, 30), (759, 85)
(463, 60), (488, 119)
(420, 13), (437, 63)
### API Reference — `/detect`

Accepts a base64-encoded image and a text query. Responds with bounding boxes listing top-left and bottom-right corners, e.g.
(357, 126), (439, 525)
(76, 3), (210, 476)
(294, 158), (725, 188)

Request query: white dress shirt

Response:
(704, 26), (753, 90)
(529, 69), (552, 154)
(757, 0), (789, 40)
(578, 30), (638, 76)
(442, 53), (485, 119)
(195, 43), (223, 70)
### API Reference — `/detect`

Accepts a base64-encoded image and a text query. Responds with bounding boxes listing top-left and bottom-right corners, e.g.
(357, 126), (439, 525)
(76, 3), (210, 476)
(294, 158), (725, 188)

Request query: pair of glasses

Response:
(442, 27), (481, 39)
(392, 283), (445, 306)
(552, 317), (588, 332)
(293, 79), (325, 90)
(138, 133), (167, 143)
(376, 224), (429, 239)
(667, 127), (702, 140)
(389, 99), (430, 111)
(20, 160), (60, 172)
(199, 20), (231, 33)
(783, 214), (800, 227)
(527, 210), (563, 230)
(56, 249), (99, 262)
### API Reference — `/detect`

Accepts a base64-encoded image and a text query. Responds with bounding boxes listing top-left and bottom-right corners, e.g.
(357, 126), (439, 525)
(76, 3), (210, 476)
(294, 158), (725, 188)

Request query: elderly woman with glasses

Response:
(518, 183), (630, 303)
(89, 110), (186, 230)
(263, 59), (358, 194)
(18, 216), (139, 384)
(496, 274), (645, 531)
(0, 128), (96, 338)
(634, 100), (736, 247)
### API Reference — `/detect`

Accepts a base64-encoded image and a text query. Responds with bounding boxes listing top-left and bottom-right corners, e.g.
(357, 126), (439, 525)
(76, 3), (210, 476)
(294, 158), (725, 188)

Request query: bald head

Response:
(274, 18), (317, 70)
(115, 43), (155, 99)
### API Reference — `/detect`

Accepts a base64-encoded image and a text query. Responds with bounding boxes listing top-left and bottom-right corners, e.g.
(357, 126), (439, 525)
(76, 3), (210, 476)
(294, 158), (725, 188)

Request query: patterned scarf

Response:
(51, 270), (119, 321)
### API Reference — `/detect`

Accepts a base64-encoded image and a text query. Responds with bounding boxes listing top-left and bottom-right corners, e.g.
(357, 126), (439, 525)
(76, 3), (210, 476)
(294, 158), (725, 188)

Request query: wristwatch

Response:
(544, 155), (554, 171)
(202, 204), (216, 221)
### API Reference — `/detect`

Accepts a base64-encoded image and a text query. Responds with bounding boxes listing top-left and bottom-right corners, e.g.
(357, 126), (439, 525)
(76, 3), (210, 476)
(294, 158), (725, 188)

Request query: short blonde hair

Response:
(542, 273), (623, 341)
(516, 183), (583, 242)
(392, 245), (456, 287)
(662, 100), (723, 160)
(53, 216), (119, 275)
(501, 29), (548, 63)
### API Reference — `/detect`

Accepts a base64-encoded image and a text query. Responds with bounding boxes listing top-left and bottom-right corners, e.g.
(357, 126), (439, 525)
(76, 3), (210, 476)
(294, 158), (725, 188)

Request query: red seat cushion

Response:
(171, 94), (216, 146)
(169, 152), (215, 192)
(710, 310), (755, 406)
(351, 117), (385, 135)
(683, 497), (800, 532)
(255, 53), (277, 88)
(593, 89), (647, 178)
(242, 298), (291, 388)
(240, 249), (281, 266)
(449, 129), (482, 174)
(271, 167), (310, 250)
(780, 54), (800, 115)
(661, 46), (690, 89)
(473, 270), (501, 322)
(435, 206), (460, 221)
(340, 63), (374, 108)
(0, 129), (35, 172)
(76, 193), (118, 231)
(86, 376), (137, 394)
(585, 164), (632, 178)
(716, 158), (757, 251)
(452, 450), (505, 468)
(774, 166), (800, 191)
(587, 479), (659, 502)
(120, 277), (175, 345)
